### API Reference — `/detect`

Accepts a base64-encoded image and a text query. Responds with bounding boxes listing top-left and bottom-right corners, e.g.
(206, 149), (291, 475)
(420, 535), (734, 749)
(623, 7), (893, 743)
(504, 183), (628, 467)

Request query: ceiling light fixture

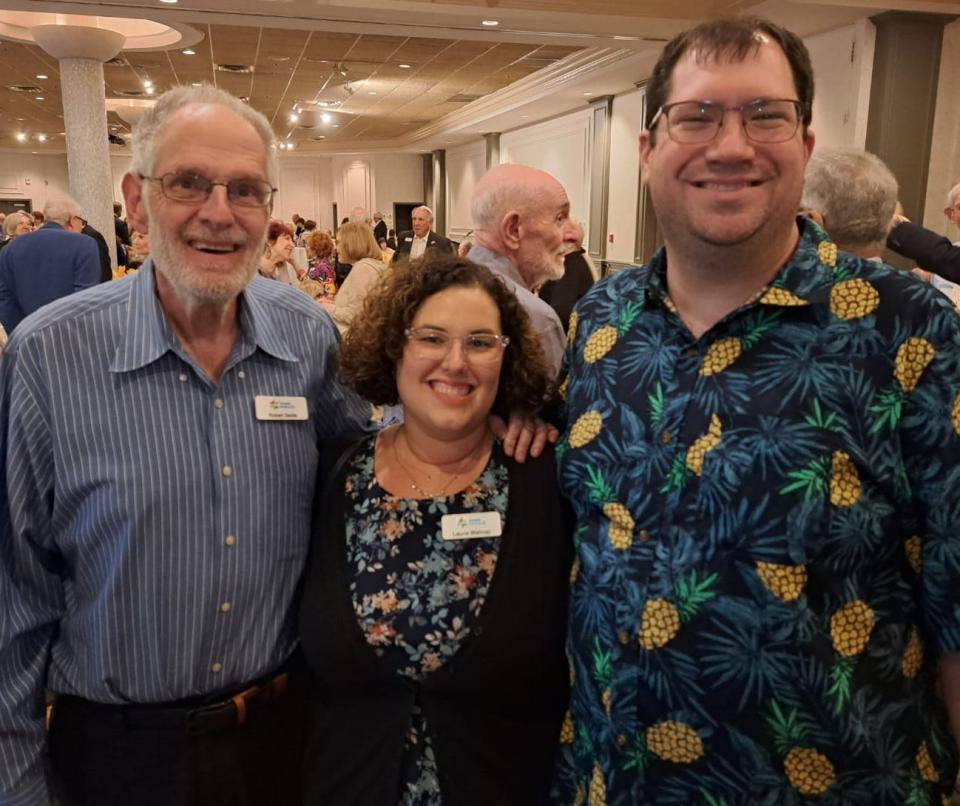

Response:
(331, 124), (339, 128)
(289, 113), (300, 123)
(35, 97), (44, 101)
(145, 87), (155, 96)
(583, 91), (593, 96)
(37, 133), (47, 142)
(398, 64), (411, 69)
(367, 91), (377, 95)
(191, 82), (202, 87)
(481, 20), (499, 26)
(182, 49), (195, 56)
(15, 132), (26, 142)
(321, 112), (331, 124)
(36, 74), (48, 80)
(159, 0), (178, 4)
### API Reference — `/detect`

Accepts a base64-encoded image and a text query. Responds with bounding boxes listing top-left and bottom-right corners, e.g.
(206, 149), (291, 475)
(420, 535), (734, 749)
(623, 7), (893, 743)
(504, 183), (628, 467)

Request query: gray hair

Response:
(802, 147), (898, 250)
(349, 207), (371, 224)
(470, 177), (539, 232)
(42, 195), (82, 226)
(128, 84), (278, 186)
(948, 182), (960, 208)
(3, 211), (29, 238)
(412, 205), (434, 221)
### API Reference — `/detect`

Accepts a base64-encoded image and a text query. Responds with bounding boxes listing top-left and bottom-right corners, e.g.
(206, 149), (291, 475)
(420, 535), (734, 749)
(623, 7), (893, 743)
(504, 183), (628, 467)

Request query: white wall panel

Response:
(606, 89), (643, 263)
(806, 20), (875, 151)
(445, 139), (486, 240)
(500, 108), (593, 242)
(0, 152), (71, 213)
(370, 153), (423, 233)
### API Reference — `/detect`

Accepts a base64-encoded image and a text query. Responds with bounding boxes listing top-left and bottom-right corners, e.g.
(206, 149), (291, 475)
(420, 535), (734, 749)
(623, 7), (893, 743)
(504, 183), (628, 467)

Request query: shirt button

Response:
(211, 662), (223, 673)
(222, 466), (233, 477)
(661, 431), (673, 444)
(220, 602), (232, 613)
(238, 371), (246, 380)
(616, 734), (628, 747)
(179, 373), (188, 383)
(225, 535), (236, 547)
(618, 632), (630, 646)
(214, 398), (224, 409)
(639, 529), (650, 543)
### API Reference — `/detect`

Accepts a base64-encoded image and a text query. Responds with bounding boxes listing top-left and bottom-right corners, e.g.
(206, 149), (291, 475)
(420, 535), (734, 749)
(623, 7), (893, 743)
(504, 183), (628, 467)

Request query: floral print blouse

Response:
(345, 436), (509, 804)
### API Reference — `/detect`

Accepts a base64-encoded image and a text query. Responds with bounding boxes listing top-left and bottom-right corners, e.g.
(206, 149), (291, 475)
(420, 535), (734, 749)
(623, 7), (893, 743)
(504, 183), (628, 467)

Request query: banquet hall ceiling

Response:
(0, 0), (955, 154)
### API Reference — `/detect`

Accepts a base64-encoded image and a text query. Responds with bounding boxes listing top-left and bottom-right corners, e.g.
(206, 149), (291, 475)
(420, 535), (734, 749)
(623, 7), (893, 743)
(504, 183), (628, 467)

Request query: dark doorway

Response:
(393, 202), (423, 237)
(332, 203), (339, 235)
(0, 198), (32, 215)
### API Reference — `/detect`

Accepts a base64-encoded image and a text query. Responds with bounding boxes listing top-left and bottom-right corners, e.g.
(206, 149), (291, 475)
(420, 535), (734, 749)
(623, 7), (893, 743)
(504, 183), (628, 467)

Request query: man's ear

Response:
(122, 172), (149, 235)
(500, 211), (522, 251)
(804, 209), (825, 228)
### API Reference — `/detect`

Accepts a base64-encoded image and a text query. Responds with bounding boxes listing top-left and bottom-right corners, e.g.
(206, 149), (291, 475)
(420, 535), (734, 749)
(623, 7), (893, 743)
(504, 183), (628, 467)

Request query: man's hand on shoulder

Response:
(490, 412), (559, 462)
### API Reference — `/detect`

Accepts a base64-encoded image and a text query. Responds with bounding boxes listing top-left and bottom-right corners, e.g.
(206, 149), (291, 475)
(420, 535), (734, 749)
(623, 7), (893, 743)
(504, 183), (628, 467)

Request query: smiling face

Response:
(640, 39), (814, 258)
(272, 232), (294, 260)
(396, 285), (504, 442)
(14, 214), (32, 236)
(123, 102), (270, 306)
(411, 209), (433, 238)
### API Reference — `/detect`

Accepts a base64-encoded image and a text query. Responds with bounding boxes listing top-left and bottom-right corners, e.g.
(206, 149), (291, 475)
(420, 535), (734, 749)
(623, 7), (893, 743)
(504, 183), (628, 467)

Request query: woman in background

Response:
(300, 255), (572, 805)
(0, 211), (33, 249)
(259, 221), (303, 286)
(322, 221), (387, 334)
(304, 230), (337, 298)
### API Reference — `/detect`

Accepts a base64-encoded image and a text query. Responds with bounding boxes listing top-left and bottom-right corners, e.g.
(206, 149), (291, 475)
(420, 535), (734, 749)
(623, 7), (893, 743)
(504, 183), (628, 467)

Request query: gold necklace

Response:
(392, 430), (467, 498)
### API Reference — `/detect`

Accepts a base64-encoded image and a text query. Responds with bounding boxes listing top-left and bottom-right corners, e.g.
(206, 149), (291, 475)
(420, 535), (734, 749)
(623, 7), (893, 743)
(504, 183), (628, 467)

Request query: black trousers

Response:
(49, 664), (305, 806)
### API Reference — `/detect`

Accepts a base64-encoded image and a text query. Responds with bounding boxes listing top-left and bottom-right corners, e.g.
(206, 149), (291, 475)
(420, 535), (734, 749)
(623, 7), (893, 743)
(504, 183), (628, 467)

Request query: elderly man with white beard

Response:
(465, 163), (580, 378)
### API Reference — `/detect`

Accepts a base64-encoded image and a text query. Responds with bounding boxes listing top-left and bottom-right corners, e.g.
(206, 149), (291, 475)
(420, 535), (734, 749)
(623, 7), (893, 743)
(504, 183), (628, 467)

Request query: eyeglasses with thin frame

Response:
(649, 99), (804, 144)
(404, 327), (510, 363)
(139, 172), (277, 209)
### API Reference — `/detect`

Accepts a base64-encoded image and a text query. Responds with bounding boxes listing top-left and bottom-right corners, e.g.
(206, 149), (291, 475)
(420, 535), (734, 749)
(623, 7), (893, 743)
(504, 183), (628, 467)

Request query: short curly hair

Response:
(267, 219), (293, 243)
(339, 253), (551, 416)
(304, 229), (334, 261)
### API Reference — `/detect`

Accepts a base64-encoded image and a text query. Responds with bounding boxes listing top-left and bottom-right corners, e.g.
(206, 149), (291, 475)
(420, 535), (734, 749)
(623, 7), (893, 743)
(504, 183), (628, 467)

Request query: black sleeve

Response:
(887, 221), (960, 284)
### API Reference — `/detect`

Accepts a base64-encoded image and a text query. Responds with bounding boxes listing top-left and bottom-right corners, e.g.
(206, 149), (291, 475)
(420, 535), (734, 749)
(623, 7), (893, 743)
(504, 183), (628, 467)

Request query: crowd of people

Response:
(2, 12), (960, 806)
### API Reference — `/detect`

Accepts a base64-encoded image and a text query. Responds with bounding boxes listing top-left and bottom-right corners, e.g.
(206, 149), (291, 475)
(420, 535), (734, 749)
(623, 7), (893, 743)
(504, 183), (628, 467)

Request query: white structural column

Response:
(33, 25), (123, 270)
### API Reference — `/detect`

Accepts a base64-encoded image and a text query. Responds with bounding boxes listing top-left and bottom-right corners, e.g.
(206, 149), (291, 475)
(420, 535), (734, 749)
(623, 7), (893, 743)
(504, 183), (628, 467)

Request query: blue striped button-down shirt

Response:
(0, 262), (372, 804)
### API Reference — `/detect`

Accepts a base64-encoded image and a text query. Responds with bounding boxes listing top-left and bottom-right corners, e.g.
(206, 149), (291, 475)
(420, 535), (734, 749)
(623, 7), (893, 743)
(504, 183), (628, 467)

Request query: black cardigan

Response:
(299, 439), (573, 805)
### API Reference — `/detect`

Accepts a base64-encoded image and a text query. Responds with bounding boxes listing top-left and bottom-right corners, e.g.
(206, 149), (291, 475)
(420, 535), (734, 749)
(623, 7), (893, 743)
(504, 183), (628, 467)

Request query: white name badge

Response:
(441, 512), (503, 541)
(254, 395), (309, 421)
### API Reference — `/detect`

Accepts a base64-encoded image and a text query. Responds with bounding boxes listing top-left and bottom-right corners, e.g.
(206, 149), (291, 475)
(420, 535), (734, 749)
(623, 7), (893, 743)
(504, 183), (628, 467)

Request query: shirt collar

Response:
(109, 260), (299, 374)
(644, 216), (838, 313)
(466, 244), (526, 288)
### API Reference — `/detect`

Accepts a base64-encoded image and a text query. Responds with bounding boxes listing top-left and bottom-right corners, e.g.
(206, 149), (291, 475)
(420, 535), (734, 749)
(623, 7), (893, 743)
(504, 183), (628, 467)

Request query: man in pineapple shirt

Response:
(555, 15), (960, 805)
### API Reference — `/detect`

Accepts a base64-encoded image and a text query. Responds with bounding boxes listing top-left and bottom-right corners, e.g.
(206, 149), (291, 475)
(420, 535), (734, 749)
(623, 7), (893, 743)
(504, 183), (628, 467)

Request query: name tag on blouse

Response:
(441, 512), (502, 540)
(254, 395), (308, 421)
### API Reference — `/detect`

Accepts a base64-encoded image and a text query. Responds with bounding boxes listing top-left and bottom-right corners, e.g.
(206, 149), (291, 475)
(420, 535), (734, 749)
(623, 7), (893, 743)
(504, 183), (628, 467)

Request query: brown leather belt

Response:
(53, 671), (290, 737)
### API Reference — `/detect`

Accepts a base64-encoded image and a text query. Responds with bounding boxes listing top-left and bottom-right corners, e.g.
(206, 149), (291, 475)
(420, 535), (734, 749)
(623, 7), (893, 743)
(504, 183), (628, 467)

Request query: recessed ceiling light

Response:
(37, 133), (47, 142)
(520, 115), (529, 118)
(36, 74), (48, 80)
(321, 113), (331, 124)
(398, 64), (411, 69)
(145, 87), (155, 96)
(481, 20), (499, 26)
(159, 0), (178, 4)
(15, 132), (26, 142)
(191, 82), (202, 87)
(289, 113), (299, 123)
(367, 91), (377, 95)
(143, 79), (153, 87)
(182, 49), (195, 56)
(583, 92), (593, 96)
(35, 97), (44, 101)
(331, 124), (339, 128)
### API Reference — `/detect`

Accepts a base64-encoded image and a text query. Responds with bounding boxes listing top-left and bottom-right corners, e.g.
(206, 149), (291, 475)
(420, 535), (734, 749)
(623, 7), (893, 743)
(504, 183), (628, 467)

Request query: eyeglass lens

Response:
(664, 100), (801, 143)
(160, 173), (274, 207)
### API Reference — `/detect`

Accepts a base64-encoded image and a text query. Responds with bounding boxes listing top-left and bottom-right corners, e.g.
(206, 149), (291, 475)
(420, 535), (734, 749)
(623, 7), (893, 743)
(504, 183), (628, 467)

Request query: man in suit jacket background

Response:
(0, 194), (100, 333)
(394, 205), (453, 261)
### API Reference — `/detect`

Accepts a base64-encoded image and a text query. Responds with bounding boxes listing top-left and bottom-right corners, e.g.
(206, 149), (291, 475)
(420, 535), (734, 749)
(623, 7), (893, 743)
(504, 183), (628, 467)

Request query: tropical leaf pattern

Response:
(553, 219), (960, 805)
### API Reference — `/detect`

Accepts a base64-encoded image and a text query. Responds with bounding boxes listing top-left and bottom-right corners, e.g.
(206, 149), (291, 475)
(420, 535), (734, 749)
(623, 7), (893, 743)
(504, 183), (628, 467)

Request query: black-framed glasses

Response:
(139, 172), (277, 208)
(404, 327), (510, 363)
(649, 99), (804, 144)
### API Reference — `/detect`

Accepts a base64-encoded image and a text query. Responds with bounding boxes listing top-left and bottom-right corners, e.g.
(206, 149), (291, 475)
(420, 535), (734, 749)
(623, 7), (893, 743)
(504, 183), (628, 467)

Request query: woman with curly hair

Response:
(304, 230), (336, 284)
(300, 254), (572, 805)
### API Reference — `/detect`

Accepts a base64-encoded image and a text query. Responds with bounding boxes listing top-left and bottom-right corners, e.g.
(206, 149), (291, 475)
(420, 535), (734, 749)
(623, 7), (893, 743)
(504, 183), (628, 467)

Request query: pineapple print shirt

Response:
(555, 218), (960, 805)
